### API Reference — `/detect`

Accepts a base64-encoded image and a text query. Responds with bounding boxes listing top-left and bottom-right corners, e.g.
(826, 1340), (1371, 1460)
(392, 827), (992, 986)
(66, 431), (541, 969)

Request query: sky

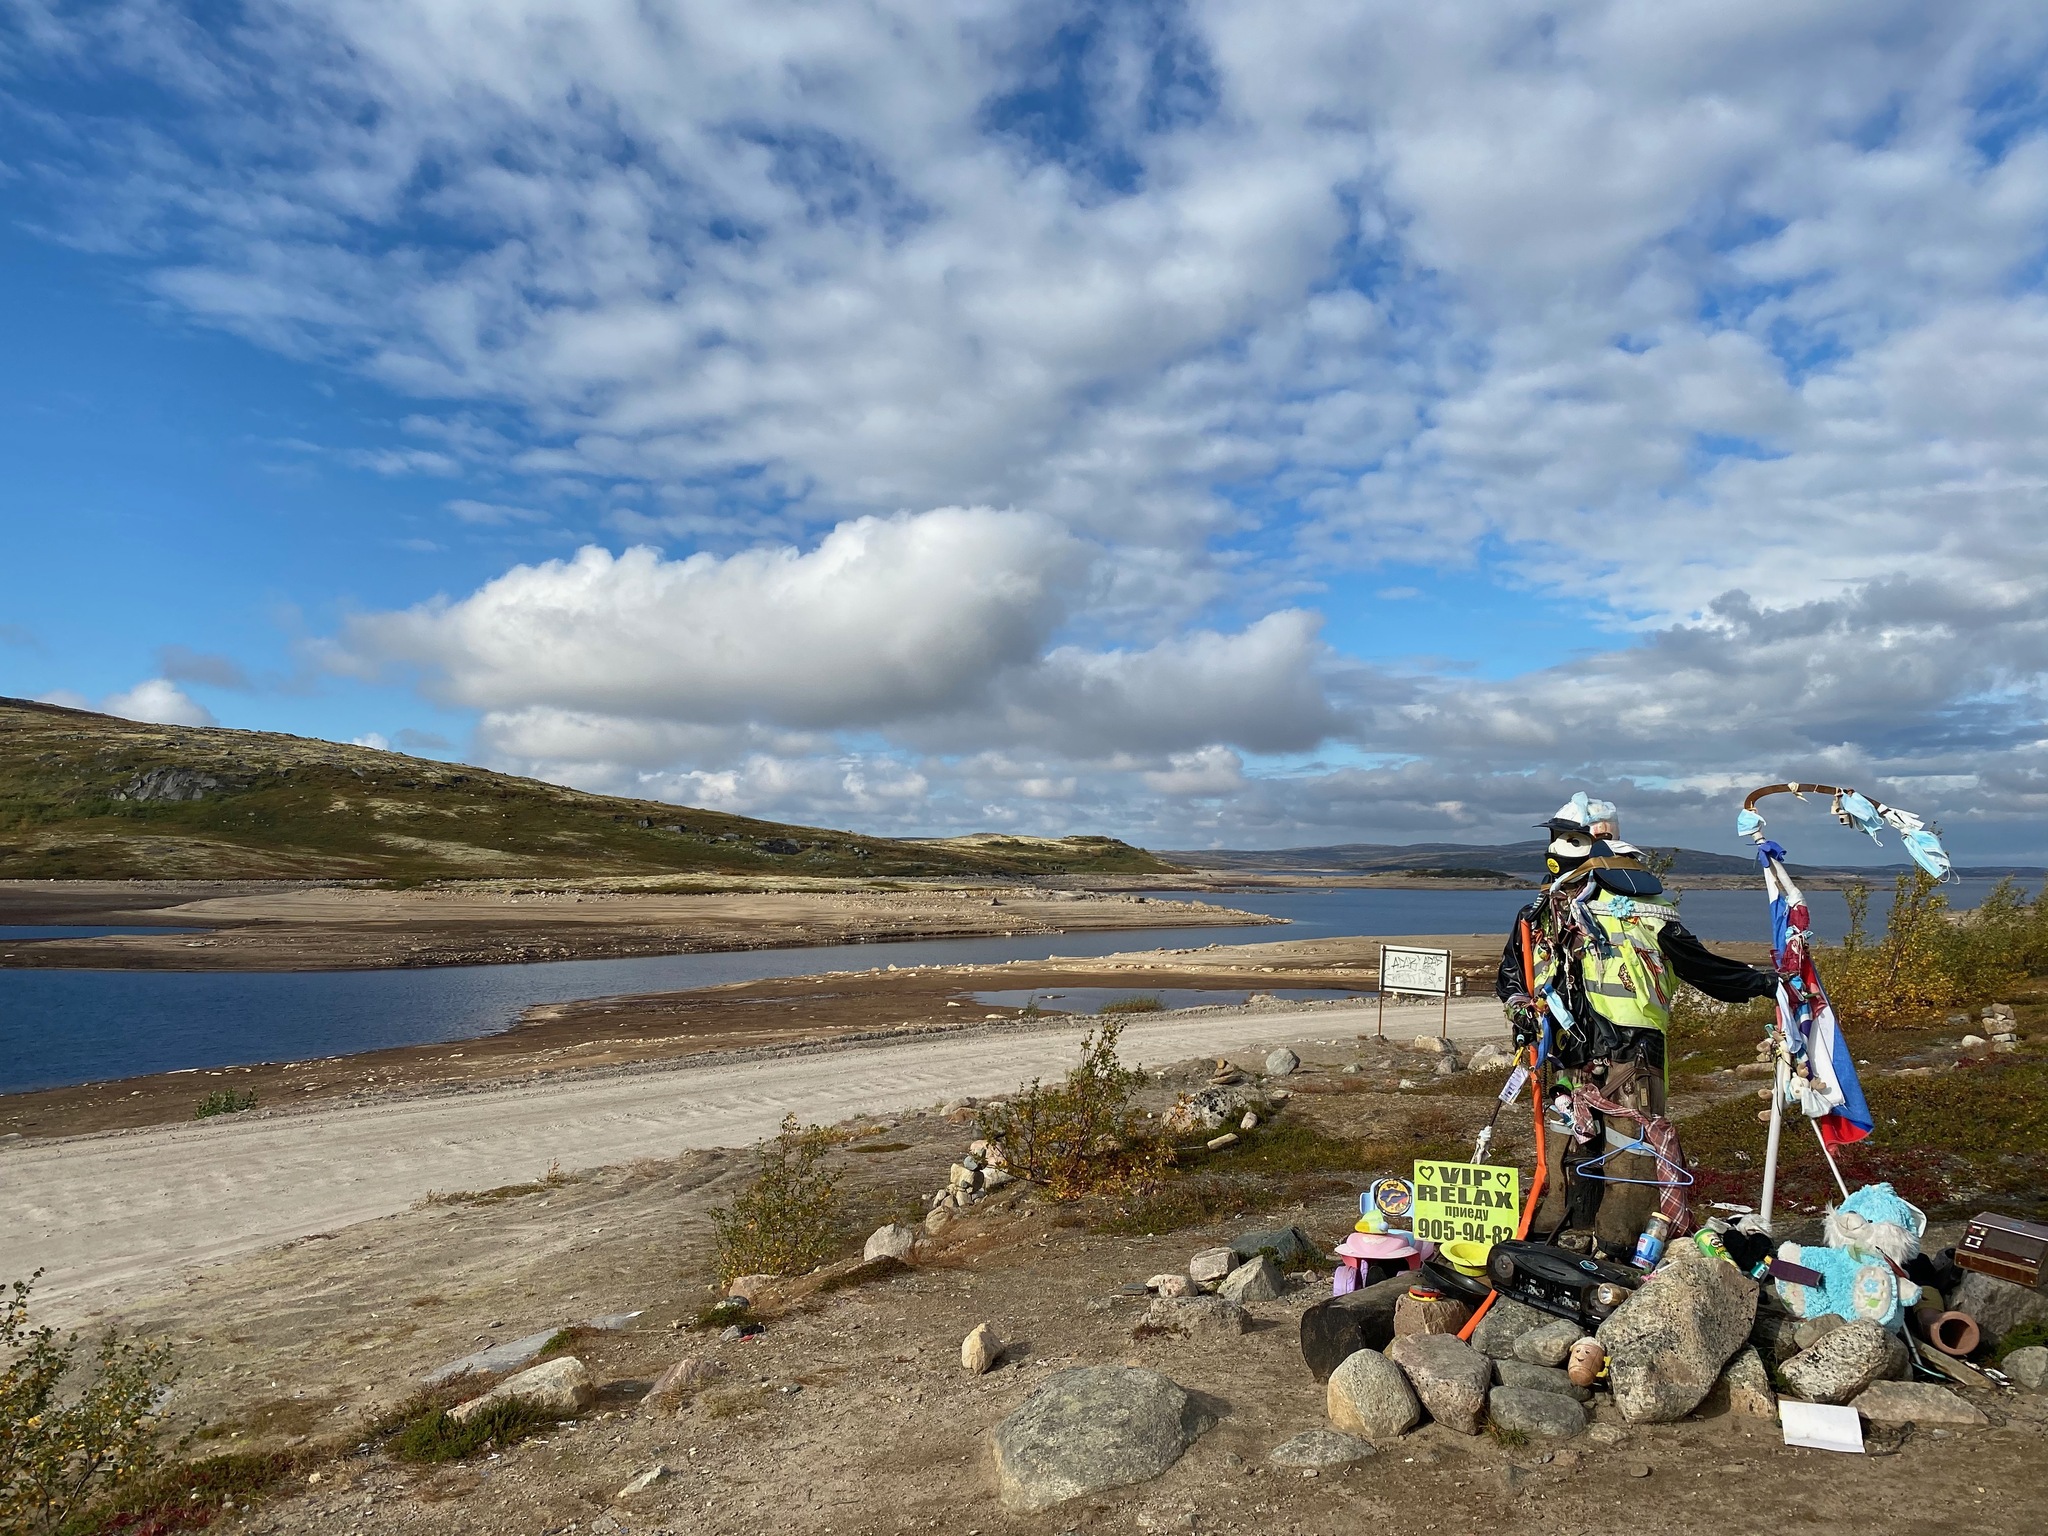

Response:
(3, 1), (2047, 860)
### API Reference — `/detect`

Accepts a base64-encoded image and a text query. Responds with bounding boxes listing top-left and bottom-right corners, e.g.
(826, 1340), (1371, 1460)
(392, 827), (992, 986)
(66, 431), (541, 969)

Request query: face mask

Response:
(1546, 832), (1593, 879)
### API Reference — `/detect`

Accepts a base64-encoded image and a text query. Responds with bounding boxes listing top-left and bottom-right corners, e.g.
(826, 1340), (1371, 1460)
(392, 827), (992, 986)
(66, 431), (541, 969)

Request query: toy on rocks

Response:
(1773, 1183), (1926, 1332)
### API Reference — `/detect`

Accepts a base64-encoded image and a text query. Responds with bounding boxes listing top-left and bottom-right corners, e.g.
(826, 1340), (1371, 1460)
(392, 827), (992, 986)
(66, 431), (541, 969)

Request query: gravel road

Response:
(1, 999), (1506, 1315)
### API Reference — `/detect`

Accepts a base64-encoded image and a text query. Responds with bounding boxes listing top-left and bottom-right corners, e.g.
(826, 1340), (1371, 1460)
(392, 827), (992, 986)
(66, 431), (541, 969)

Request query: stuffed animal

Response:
(1772, 1182), (1926, 1331)
(1822, 1182), (1925, 1267)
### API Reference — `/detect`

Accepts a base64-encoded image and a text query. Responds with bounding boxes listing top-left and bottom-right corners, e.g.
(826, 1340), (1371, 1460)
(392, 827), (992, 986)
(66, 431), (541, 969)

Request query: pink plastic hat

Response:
(1336, 1231), (1418, 1261)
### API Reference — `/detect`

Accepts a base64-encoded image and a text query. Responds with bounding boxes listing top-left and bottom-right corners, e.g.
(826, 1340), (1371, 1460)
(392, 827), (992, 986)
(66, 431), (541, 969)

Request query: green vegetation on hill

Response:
(0, 698), (1176, 882)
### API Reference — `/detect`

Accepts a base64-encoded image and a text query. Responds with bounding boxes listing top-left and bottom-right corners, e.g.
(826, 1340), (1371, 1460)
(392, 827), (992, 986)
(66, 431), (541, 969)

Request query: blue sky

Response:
(5, 2), (2048, 859)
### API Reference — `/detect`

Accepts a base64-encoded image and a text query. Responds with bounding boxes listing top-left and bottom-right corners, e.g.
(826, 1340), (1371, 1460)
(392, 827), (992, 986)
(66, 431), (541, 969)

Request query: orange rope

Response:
(1458, 918), (1546, 1344)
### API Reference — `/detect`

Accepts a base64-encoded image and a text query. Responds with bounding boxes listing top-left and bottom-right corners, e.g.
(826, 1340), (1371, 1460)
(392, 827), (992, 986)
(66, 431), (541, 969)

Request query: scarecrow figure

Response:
(1496, 793), (1776, 1238)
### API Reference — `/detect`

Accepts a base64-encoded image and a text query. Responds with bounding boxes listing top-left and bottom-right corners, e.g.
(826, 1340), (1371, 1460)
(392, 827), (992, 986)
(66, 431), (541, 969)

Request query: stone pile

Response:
(924, 1136), (1014, 1222)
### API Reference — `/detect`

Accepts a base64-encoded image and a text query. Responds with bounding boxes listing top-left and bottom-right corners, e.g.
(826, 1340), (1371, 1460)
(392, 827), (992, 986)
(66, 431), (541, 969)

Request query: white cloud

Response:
(350, 507), (1091, 727)
(446, 499), (548, 526)
(100, 679), (217, 727)
(12, 3), (2048, 854)
(1143, 746), (1246, 797)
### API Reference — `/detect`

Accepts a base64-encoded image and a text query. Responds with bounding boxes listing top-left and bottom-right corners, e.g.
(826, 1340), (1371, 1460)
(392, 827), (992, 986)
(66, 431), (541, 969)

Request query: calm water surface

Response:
(0, 877), (2030, 1093)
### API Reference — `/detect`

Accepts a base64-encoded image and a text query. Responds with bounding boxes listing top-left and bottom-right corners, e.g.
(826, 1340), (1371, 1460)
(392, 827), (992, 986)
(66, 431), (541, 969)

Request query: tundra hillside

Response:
(0, 698), (1174, 883)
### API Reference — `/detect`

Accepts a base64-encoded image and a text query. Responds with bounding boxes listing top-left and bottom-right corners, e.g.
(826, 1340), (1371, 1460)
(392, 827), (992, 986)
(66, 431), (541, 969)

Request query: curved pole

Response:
(1740, 781), (1852, 815)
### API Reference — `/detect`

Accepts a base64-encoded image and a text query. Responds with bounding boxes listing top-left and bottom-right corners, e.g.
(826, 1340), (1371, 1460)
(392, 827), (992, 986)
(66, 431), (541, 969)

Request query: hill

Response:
(1155, 838), (2000, 881)
(0, 698), (1175, 881)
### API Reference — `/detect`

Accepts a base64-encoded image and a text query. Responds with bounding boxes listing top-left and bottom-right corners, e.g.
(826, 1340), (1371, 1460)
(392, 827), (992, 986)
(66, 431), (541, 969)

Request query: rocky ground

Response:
(50, 1016), (2047, 1536)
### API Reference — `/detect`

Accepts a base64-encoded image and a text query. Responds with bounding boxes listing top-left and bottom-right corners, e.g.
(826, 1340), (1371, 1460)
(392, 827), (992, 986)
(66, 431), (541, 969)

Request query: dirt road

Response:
(1, 998), (1506, 1316)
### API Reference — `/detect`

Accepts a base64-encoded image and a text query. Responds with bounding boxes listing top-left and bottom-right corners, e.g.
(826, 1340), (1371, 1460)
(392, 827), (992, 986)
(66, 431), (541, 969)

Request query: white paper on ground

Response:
(1779, 1400), (1864, 1453)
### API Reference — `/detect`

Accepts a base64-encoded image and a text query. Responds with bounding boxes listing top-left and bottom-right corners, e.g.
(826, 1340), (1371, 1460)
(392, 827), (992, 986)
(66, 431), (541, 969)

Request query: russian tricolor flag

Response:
(1761, 845), (1874, 1147)
(1803, 991), (1874, 1147)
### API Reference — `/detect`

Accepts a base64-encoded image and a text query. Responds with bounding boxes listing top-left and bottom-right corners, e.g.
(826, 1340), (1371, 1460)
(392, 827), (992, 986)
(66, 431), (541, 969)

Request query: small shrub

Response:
(62, 1449), (298, 1536)
(976, 1021), (1171, 1201)
(386, 1397), (560, 1463)
(534, 1327), (590, 1362)
(708, 1115), (844, 1287)
(1823, 874), (1965, 1028)
(3, 1272), (177, 1536)
(1097, 994), (1164, 1015)
(193, 1090), (256, 1120)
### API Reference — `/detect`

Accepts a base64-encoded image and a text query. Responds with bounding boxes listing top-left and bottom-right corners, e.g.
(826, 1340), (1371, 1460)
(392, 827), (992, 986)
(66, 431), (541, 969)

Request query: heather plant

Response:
(708, 1115), (844, 1286)
(976, 1021), (1170, 1201)
(2, 1271), (176, 1536)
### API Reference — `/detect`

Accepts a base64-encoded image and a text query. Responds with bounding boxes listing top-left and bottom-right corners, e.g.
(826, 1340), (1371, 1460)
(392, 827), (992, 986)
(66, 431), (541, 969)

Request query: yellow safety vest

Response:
(1533, 900), (1677, 1033)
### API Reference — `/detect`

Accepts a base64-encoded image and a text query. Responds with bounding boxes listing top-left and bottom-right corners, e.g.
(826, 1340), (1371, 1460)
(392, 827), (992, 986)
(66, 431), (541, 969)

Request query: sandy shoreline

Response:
(0, 878), (1285, 971)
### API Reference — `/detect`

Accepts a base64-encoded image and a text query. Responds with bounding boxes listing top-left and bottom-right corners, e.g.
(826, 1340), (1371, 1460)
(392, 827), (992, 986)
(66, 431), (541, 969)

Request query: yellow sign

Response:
(1411, 1159), (1521, 1247)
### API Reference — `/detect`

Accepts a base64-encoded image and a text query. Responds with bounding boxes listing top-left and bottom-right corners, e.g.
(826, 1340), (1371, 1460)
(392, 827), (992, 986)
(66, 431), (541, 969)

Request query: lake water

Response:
(0, 877), (2030, 1094)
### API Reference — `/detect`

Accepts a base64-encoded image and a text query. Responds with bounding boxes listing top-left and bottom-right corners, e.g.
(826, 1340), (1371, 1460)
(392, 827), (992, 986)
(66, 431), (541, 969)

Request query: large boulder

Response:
(863, 1223), (919, 1263)
(1850, 1380), (1987, 1426)
(1300, 1276), (1413, 1381)
(1487, 1386), (1586, 1440)
(1219, 1256), (1285, 1304)
(1325, 1348), (1422, 1439)
(990, 1366), (1212, 1513)
(1268, 1429), (1375, 1468)
(1779, 1321), (1909, 1405)
(1949, 1270), (2048, 1349)
(1596, 1244), (1759, 1423)
(1231, 1226), (1318, 1268)
(2004, 1345), (2048, 1391)
(1165, 1086), (1257, 1135)
(1469, 1297), (1556, 1361)
(1716, 1345), (1777, 1419)
(450, 1357), (596, 1422)
(1142, 1294), (1250, 1339)
(961, 1323), (1004, 1375)
(1265, 1048), (1301, 1076)
(1189, 1248), (1236, 1288)
(1494, 1359), (1591, 1402)
(1514, 1319), (1586, 1367)
(1386, 1333), (1493, 1435)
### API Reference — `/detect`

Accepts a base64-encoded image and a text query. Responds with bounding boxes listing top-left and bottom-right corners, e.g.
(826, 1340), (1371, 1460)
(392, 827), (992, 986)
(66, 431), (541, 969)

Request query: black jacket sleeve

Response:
(1496, 902), (1540, 1002)
(1658, 921), (1776, 1003)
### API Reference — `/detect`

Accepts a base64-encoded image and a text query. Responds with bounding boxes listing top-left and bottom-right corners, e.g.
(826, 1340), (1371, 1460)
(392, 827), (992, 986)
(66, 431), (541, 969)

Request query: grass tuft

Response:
(1098, 994), (1165, 1015)
(386, 1398), (562, 1463)
(193, 1090), (257, 1119)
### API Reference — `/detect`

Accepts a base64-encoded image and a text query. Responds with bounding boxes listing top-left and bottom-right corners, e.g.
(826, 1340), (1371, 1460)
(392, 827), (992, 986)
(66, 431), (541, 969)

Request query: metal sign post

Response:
(1377, 944), (1453, 1038)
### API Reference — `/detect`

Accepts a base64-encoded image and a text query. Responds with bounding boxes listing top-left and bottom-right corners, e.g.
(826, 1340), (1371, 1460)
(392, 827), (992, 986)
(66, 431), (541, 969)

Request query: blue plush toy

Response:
(1773, 1182), (1926, 1332)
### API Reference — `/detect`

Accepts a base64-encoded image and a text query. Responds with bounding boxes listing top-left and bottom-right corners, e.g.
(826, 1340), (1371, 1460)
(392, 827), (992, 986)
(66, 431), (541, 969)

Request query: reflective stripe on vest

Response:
(1532, 908), (1673, 1033)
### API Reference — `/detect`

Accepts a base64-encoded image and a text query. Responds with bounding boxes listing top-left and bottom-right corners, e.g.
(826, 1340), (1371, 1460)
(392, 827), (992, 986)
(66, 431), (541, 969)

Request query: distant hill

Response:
(1160, 839), (2041, 882)
(0, 698), (1177, 882)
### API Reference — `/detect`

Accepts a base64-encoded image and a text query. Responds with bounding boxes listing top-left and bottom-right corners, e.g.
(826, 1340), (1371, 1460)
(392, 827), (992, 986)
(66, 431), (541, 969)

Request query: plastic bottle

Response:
(1631, 1212), (1671, 1271)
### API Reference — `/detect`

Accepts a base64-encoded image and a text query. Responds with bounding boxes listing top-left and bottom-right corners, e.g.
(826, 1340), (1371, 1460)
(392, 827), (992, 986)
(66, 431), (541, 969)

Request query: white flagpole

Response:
(1809, 1115), (1852, 1201)
(1760, 1058), (1786, 1231)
